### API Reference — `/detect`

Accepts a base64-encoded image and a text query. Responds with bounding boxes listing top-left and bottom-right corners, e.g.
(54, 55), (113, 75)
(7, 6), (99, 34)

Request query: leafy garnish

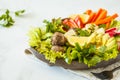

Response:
(15, 10), (25, 16)
(110, 20), (120, 28)
(43, 18), (66, 33)
(99, 24), (106, 28)
(0, 9), (14, 27)
(75, 28), (90, 36)
(0, 9), (25, 27)
(44, 50), (65, 63)
(84, 55), (101, 67)
(28, 27), (42, 48)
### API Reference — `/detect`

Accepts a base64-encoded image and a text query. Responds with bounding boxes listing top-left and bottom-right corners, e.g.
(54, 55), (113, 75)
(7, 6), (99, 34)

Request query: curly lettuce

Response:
(28, 26), (65, 63)
(37, 38), (65, 63)
(28, 27), (42, 48)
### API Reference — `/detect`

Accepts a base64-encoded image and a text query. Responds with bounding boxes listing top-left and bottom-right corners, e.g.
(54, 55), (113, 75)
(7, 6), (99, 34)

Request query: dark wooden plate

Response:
(25, 48), (120, 70)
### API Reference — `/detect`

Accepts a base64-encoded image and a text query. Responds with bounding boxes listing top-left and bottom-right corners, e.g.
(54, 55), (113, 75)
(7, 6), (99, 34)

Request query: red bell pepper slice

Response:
(105, 27), (117, 33)
(62, 18), (69, 24)
(105, 27), (117, 37)
(74, 16), (84, 28)
(62, 18), (78, 28)
(69, 19), (78, 28)
(106, 28), (120, 37)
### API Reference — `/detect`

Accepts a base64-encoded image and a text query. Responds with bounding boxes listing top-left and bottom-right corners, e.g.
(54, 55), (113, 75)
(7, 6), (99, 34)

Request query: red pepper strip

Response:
(106, 28), (120, 37)
(65, 21), (75, 28)
(85, 9), (92, 15)
(106, 31), (116, 37)
(62, 18), (69, 24)
(62, 19), (73, 28)
(115, 29), (120, 35)
(69, 19), (78, 28)
(116, 32), (120, 35)
(105, 27), (117, 33)
(74, 16), (84, 28)
(63, 18), (78, 28)
(105, 28), (117, 37)
(62, 18), (76, 28)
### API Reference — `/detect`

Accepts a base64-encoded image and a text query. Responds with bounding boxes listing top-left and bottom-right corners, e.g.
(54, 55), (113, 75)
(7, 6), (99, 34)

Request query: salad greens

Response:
(76, 28), (91, 36)
(28, 27), (42, 48)
(43, 18), (66, 33)
(28, 16), (120, 67)
(110, 20), (120, 28)
(28, 27), (65, 63)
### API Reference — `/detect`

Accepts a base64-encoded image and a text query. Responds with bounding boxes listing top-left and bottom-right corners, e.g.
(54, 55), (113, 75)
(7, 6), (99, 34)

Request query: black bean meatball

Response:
(51, 45), (64, 52)
(51, 32), (66, 46)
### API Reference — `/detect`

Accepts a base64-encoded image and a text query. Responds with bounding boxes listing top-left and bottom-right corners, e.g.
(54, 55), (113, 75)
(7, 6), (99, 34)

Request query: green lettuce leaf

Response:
(84, 55), (101, 67)
(44, 50), (65, 63)
(110, 20), (120, 28)
(28, 27), (42, 48)
(43, 18), (66, 33)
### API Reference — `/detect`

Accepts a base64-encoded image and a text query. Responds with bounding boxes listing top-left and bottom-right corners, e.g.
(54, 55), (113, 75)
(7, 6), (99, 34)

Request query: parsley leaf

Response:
(0, 9), (25, 27)
(15, 10), (25, 16)
(75, 28), (90, 36)
(0, 9), (14, 27)
(43, 18), (66, 33)
(99, 24), (106, 28)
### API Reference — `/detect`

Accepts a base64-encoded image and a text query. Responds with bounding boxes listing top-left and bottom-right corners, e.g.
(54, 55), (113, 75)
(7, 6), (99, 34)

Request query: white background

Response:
(0, 0), (120, 80)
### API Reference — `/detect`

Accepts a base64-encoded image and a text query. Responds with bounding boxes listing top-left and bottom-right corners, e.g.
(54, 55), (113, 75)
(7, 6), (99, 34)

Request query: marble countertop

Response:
(0, 0), (120, 80)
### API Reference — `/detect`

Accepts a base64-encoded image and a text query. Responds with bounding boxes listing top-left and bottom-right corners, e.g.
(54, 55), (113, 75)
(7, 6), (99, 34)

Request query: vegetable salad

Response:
(28, 8), (120, 67)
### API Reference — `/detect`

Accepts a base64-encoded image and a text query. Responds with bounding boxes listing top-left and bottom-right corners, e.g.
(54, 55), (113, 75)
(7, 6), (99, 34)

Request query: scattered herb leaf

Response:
(43, 18), (66, 33)
(0, 9), (14, 27)
(0, 9), (25, 27)
(15, 10), (25, 16)
(75, 28), (91, 36)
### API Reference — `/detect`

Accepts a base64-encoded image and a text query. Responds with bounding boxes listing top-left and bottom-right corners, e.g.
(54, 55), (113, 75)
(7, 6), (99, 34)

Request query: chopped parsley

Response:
(15, 9), (25, 16)
(0, 9), (25, 27)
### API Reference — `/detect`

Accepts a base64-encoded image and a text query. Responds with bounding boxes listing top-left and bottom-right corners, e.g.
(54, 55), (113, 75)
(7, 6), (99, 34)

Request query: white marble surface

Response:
(0, 0), (120, 80)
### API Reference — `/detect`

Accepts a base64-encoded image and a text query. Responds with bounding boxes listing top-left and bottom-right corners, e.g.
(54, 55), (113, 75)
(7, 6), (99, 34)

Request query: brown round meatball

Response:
(51, 45), (64, 52)
(51, 32), (66, 46)
(117, 41), (120, 50)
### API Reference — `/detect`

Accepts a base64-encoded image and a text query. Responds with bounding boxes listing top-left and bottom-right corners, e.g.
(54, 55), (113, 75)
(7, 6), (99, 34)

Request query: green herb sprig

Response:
(0, 9), (14, 27)
(15, 10), (25, 16)
(0, 9), (25, 27)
